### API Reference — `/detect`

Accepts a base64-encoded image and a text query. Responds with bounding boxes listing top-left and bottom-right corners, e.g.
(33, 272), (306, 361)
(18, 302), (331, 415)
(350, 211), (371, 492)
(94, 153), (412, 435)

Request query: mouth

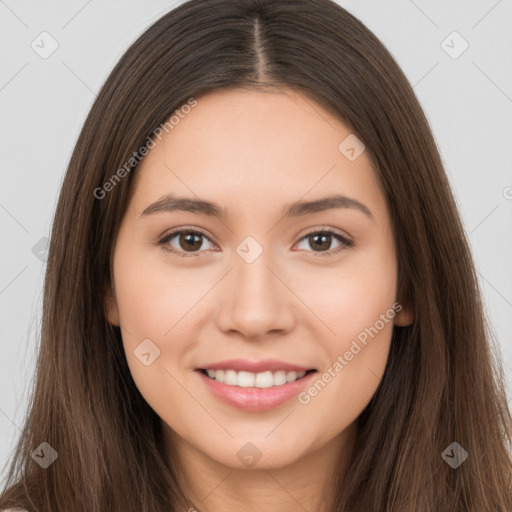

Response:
(194, 360), (318, 411)
(197, 368), (317, 388)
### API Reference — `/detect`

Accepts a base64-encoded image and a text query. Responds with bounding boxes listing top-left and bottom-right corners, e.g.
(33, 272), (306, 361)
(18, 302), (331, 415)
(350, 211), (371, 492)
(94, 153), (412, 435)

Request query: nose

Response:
(215, 248), (297, 341)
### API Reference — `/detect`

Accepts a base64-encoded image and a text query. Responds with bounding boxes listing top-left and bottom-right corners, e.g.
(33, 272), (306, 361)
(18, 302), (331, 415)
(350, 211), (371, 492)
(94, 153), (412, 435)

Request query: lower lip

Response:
(196, 370), (317, 412)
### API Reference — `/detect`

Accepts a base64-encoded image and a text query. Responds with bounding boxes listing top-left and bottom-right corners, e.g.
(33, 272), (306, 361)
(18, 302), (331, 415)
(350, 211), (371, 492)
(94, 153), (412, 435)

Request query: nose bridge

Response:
(215, 237), (296, 338)
(234, 245), (275, 300)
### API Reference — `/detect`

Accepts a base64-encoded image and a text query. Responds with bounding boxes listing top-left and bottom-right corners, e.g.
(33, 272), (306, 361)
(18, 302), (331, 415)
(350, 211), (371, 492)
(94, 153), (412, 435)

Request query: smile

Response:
(195, 360), (318, 412)
(199, 368), (314, 388)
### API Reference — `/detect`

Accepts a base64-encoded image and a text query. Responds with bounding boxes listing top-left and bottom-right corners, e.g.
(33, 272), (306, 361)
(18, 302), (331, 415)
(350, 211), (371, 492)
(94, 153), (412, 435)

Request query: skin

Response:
(106, 88), (414, 512)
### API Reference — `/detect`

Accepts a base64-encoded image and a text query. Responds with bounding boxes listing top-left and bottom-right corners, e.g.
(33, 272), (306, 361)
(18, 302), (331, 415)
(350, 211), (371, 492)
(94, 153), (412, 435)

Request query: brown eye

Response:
(308, 233), (333, 251)
(178, 232), (203, 252)
(159, 229), (215, 256)
(295, 229), (353, 256)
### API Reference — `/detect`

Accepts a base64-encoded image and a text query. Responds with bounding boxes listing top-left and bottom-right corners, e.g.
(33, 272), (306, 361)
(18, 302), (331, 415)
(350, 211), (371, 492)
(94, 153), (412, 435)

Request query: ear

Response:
(394, 277), (414, 327)
(105, 283), (120, 327)
(394, 303), (414, 326)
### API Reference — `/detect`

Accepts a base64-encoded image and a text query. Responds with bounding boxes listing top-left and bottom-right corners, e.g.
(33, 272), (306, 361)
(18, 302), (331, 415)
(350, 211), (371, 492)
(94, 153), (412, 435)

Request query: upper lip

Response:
(196, 359), (316, 373)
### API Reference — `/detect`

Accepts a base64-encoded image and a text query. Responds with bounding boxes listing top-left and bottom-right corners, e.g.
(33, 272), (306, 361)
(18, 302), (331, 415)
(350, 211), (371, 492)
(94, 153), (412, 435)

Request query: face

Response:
(107, 88), (413, 471)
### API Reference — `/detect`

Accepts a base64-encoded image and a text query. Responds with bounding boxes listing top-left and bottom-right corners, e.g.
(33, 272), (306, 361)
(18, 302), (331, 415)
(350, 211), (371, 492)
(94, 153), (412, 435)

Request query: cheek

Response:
(111, 244), (199, 394)
(113, 242), (212, 342)
(297, 298), (395, 441)
(294, 238), (398, 343)
(294, 241), (397, 425)
(305, 268), (396, 391)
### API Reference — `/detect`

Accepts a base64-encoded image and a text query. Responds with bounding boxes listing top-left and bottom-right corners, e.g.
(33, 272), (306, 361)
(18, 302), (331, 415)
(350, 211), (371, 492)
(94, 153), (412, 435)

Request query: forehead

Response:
(129, 88), (386, 220)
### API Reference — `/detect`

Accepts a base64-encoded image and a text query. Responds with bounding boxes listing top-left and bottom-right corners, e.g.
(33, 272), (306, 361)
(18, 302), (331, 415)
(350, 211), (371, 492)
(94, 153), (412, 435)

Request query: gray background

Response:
(1, 0), (511, 483)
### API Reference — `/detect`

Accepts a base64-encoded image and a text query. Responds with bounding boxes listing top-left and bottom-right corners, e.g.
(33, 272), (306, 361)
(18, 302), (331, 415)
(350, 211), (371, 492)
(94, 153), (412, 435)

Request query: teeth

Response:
(286, 371), (297, 383)
(273, 371), (287, 386)
(204, 369), (307, 387)
(255, 371), (273, 388)
(225, 369), (237, 386)
(237, 371), (255, 387)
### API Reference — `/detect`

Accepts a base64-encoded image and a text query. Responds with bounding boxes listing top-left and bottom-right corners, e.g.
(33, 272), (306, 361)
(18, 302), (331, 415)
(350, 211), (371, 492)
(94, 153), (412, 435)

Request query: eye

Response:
(157, 227), (354, 258)
(294, 229), (353, 256)
(158, 228), (216, 257)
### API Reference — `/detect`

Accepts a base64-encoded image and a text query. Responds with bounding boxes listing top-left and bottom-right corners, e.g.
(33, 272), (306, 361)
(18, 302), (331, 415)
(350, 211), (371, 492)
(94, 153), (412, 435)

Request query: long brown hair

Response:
(1, 0), (511, 510)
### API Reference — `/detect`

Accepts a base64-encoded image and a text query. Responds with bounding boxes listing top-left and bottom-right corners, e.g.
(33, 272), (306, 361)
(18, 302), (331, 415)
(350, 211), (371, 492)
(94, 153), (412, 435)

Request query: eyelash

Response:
(157, 226), (354, 258)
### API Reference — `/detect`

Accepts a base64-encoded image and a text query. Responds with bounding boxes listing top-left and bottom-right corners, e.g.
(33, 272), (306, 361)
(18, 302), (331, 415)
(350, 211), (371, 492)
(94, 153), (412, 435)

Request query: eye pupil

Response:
(309, 233), (331, 251)
(180, 233), (202, 251)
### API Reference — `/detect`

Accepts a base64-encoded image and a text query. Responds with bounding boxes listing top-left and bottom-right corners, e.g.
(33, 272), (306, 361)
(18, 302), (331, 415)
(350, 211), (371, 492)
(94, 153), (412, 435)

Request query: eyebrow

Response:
(140, 194), (373, 220)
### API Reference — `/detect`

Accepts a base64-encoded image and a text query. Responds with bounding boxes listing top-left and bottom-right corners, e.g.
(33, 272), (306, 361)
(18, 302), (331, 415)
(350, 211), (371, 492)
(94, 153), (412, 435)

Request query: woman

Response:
(1, 0), (511, 510)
